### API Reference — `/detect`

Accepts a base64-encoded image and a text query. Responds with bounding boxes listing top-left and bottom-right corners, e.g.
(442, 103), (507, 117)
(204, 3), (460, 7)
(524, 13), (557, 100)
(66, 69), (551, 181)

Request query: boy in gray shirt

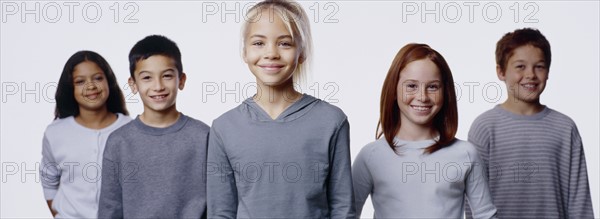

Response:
(98, 35), (209, 218)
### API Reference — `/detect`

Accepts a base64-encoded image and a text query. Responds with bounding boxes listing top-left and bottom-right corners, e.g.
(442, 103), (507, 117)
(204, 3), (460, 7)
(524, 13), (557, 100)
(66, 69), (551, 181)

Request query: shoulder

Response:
(213, 103), (246, 125)
(545, 107), (577, 127)
(311, 98), (347, 122)
(356, 138), (392, 161)
(107, 119), (137, 140)
(447, 139), (481, 161)
(311, 98), (348, 126)
(116, 113), (133, 124)
(183, 115), (211, 133)
(471, 106), (503, 129)
(44, 117), (76, 137)
(450, 139), (478, 153)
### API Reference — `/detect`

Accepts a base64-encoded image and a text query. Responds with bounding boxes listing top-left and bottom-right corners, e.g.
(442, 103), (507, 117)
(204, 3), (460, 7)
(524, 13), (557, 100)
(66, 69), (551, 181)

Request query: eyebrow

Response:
(402, 79), (441, 83)
(73, 72), (103, 79)
(511, 59), (546, 63)
(137, 68), (176, 75)
(248, 34), (293, 40)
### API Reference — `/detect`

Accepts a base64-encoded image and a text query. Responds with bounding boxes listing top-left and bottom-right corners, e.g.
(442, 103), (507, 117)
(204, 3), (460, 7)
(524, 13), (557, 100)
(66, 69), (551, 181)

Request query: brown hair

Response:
(376, 43), (458, 154)
(496, 28), (551, 72)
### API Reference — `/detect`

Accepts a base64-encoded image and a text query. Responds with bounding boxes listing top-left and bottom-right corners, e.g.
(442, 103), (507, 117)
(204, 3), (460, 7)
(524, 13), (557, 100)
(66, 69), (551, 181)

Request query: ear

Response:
(496, 65), (506, 81)
(242, 47), (249, 64)
(178, 73), (187, 90)
(128, 77), (138, 94)
(298, 52), (306, 64)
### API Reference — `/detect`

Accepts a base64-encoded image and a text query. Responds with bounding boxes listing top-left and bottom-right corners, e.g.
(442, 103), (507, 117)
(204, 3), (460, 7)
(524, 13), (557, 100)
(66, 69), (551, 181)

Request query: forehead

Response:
(399, 59), (441, 81)
(508, 45), (545, 62)
(73, 61), (103, 77)
(134, 55), (177, 73)
(246, 7), (293, 37)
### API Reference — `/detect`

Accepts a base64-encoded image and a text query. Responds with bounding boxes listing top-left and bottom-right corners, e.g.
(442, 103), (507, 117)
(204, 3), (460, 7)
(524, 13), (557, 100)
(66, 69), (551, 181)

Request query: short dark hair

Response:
(128, 35), (183, 79)
(496, 28), (551, 72)
(54, 50), (129, 119)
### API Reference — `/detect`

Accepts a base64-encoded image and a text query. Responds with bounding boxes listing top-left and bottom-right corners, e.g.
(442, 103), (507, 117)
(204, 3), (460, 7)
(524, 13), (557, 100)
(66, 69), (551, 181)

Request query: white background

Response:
(1, 1), (598, 217)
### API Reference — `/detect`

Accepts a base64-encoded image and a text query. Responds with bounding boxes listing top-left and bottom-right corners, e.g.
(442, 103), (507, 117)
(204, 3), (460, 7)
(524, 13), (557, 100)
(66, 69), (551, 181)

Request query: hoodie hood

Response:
(242, 94), (319, 122)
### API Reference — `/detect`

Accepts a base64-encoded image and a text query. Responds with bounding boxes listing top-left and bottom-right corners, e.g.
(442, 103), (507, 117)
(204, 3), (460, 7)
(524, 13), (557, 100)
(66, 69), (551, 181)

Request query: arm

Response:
(97, 136), (123, 218)
(351, 145), (373, 218)
(567, 126), (594, 218)
(206, 125), (238, 218)
(40, 134), (59, 217)
(464, 145), (497, 219)
(467, 119), (491, 179)
(46, 200), (57, 217)
(327, 119), (356, 219)
(465, 119), (492, 219)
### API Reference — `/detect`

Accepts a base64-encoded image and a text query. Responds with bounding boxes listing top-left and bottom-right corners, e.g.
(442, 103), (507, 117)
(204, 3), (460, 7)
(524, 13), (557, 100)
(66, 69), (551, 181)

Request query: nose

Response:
(417, 84), (431, 102)
(263, 44), (280, 59)
(153, 78), (165, 91)
(524, 67), (537, 79)
(85, 80), (98, 90)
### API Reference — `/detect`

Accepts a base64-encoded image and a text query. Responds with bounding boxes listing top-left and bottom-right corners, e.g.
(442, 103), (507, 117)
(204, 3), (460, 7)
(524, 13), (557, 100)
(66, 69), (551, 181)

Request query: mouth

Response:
(411, 105), (432, 112)
(520, 82), (538, 91)
(150, 94), (169, 101)
(259, 64), (284, 72)
(85, 92), (101, 100)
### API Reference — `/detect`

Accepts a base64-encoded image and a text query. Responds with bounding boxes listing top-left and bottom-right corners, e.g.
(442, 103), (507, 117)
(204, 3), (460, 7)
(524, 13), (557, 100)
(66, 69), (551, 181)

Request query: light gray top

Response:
(40, 113), (131, 218)
(466, 105), (594, 218)
(98, 113), (210, 218)
(207, 94), (355, 218)
(353, 137), (497, 219)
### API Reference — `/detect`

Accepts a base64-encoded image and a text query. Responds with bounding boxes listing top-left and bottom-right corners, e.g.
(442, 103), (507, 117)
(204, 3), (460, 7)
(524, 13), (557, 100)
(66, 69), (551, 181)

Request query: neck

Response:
(396, 122), (437, 141)
(254, 79), (302, 119)
(75, 106), (116, 129)
(140, 105), (181, 128)
(501, 98), (544, 115)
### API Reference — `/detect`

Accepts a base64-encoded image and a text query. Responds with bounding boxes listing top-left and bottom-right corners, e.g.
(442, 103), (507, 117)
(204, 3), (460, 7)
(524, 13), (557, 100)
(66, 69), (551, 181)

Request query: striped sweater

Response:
(466, 105), (594, 218)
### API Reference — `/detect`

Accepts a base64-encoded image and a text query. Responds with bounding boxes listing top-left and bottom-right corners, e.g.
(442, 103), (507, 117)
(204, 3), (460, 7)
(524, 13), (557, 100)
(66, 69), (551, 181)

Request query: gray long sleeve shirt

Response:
(466, 105), (594, 218)
(207, 94), (355, 218)
(353, 138), (497, 219)
(98, 114), (210, 218)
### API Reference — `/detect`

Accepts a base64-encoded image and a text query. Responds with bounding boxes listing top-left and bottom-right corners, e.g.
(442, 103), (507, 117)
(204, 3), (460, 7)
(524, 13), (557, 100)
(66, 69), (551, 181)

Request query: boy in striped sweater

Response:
(466, 28), (594, 218)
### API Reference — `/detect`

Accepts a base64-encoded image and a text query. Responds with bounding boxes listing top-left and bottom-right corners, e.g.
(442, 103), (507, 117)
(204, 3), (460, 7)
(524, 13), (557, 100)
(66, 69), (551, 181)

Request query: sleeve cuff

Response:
(43, 188), (58, 200)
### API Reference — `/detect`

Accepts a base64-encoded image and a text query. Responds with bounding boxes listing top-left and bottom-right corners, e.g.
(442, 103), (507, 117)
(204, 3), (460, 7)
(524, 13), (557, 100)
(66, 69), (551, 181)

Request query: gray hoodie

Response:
(207, 94), (355, 218)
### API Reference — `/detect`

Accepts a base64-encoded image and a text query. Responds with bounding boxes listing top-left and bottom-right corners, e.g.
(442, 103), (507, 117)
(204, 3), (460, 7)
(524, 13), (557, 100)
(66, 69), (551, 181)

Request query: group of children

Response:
(39, 0), (594, 218)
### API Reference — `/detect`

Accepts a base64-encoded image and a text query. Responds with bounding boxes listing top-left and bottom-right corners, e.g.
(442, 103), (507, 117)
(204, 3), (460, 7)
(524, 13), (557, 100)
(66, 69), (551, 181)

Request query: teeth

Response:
(522, 84), (536, 88)
(412, 106), (431, 111)
(151, 95), (167, 100)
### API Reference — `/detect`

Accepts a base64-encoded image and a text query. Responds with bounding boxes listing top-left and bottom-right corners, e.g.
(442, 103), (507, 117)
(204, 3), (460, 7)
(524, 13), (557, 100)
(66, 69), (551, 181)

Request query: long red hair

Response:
(376, 43), (458, 154)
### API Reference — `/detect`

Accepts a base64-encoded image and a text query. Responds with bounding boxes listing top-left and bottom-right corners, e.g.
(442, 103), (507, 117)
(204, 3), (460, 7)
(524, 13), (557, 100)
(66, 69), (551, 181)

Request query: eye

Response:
(405, 83), (418, 91)
(163, 74), (174, 79)
(427, 84), (440, 92)
(74, 80), (85, 86)
(515, 64), (526, 70)
(93, 75), (104, 82)
(535, 64), (546, 70)
(279, 41), (293, 47)
(252, 41), (264, 46)
(141, 75), (151, 80)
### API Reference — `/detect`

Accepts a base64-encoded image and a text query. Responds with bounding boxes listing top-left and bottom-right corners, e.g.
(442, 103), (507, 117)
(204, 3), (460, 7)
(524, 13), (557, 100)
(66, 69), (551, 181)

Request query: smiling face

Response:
(243, 9), (302, 87)
(129, 55), (186, 115)
(72, 61), (110, 113)
(397, 59), (443, 129)
(498, 44), (548, 104)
